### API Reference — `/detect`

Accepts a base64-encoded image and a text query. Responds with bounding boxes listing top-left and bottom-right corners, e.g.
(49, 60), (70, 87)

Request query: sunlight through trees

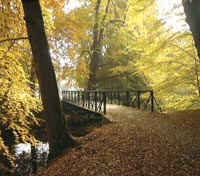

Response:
(0, 0), (200, 174)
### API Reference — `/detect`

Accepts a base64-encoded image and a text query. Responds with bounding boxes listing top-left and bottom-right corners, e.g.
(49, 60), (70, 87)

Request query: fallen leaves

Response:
(36, 107), (200, 176)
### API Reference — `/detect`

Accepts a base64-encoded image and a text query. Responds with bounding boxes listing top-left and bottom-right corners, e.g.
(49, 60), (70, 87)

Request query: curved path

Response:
(37, 105), (200, 176)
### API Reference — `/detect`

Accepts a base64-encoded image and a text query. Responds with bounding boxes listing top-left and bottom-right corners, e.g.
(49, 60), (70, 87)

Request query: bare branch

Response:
(110, 0), (118, 18)
(105, 19), (124, 26)
(99, 0), (111, 43)
(168, 42), (194, 58)
(0, 37), (28, 43)
(0, 40), (15, 60)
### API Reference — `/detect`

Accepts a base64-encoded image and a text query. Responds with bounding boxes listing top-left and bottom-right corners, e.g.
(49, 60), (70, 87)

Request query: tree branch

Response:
(0, 41), (15, 60)
(168, 42), (194, 58)
(91, 0), (101, 51)
(105, 19), (124, 26)
(99, 0), (111, 44)
(0, 37), (28, 43)
(110, 0), (118, 18)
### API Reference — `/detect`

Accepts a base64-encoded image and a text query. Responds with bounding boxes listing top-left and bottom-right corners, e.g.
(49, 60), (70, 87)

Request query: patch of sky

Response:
(156, 0), (189, 32)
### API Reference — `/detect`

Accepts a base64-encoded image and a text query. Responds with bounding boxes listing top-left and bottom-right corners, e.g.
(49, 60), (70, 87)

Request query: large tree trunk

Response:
(21, 0), (77, 159)
(87, 0), (111, 90)
(87, 0), (101, 90)
(182, 0), (200, 58)
(87, 51), (100, 90)
(182, 0), (200, 95)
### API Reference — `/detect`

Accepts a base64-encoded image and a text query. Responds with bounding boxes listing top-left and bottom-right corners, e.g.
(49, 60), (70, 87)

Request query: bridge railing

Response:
(106, 90), (156, 111)
(62, 90), (161, 114)
(62, 91), (106, 114)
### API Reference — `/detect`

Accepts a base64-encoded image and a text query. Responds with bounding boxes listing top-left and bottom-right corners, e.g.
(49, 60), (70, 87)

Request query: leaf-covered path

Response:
(37, 105), (200, 176)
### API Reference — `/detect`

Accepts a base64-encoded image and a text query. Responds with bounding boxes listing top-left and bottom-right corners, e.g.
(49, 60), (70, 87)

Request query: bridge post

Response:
(94, 91), (97, 112)
(69, 91), (71, 101)
(77, 91), (80, 106)
(137, 91), (141, 109)
(103, 91), (106, 114)
(71, 91), (73, 102)
(150, 91), (154, 112)
(117, 91), (120, 105)
(126, 91), (130, 107)
(82, 92), (85, 107)
(87, 92), (90, 110)
(110, 92), (113, 104)
(66, 91), (68, 100)
(74, 91), (76, 103)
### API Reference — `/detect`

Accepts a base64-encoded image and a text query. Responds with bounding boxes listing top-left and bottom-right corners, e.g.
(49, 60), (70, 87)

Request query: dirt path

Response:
(37, 106), (200, 176)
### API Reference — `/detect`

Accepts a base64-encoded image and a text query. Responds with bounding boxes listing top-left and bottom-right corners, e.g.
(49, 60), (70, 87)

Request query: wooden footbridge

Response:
(62, 90), (161, 114)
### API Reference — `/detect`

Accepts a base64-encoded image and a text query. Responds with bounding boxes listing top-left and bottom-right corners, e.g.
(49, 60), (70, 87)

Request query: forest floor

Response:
(36, 105), (200, 176)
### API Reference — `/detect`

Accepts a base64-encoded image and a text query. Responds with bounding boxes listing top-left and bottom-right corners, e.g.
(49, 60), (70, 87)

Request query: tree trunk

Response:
(87, 0), (111, 90)
(87, 0), (101, 90)
(21, 0), (77, 159)
(182, 0), (200, 58)
(87, 51), (100, 90)
(182, 0), (200, 96)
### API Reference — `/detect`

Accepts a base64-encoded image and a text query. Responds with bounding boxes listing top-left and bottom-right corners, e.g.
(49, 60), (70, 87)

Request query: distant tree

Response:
(21, 0), (77, 159)
(87, 0), (111, 90)
(76, 0), (153, 90)
(182, 0), (200, 96)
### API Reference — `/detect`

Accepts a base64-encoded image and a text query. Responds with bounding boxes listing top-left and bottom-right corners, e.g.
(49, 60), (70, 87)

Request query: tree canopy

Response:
(0, 0), (200, 173)
(61, 0), (200, 110)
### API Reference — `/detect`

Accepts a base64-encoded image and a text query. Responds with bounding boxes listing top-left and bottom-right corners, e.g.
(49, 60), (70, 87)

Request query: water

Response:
(13, 143), (49, 176)
(11, 113), (105, 175)
(15, 143), (49, 156)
